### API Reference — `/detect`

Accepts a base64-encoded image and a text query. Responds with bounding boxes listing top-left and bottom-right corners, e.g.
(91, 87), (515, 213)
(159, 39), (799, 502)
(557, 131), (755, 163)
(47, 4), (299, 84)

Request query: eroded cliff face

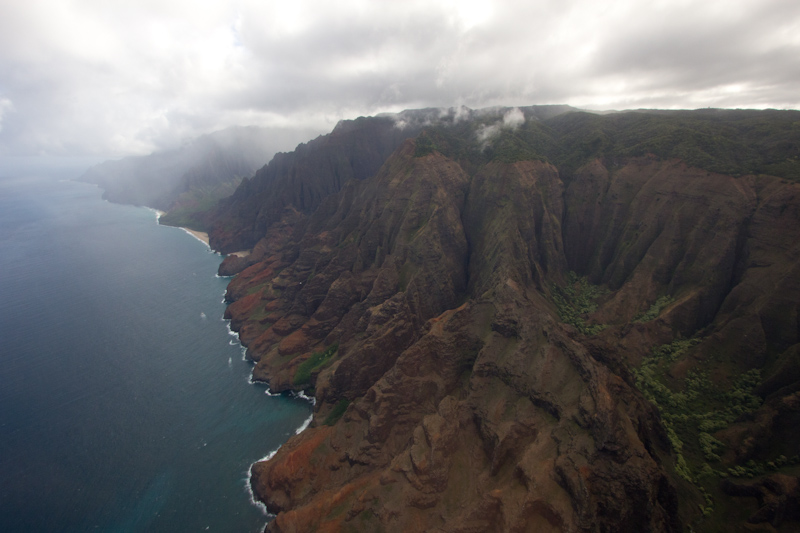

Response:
(208, 116), (430, 253)
(220, 121), (800, 531)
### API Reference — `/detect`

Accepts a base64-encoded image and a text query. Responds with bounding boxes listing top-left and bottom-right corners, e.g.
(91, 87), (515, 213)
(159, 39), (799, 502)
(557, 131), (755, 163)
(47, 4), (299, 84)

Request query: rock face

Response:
(219, 108), (800, 532)
(206, 106), (581, 254)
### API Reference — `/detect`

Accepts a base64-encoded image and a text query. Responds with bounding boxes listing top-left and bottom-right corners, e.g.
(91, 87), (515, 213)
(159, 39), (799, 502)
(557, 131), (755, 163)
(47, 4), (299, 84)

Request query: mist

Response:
(1, 0), (798, 159)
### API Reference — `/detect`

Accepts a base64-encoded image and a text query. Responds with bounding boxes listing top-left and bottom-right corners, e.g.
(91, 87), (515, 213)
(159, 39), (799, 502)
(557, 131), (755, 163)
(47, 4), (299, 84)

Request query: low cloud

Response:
(476, 123), (501, 146)
(475, 106), (525, 147)
(502, 107), (525, 128)
(0, 0), (798, 157)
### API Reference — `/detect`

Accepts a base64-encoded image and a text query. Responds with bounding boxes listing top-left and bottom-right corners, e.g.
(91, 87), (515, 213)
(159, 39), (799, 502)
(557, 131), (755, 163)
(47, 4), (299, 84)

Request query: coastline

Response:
(181, 227), (211, 246)
(149, 207), (210, 246)
(149, 208), (250, 257)
(149, 203), (313, 523)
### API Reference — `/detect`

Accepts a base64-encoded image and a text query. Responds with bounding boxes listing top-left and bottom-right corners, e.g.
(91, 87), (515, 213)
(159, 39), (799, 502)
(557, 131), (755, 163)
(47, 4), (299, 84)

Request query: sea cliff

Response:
(220, 107), (800, 531)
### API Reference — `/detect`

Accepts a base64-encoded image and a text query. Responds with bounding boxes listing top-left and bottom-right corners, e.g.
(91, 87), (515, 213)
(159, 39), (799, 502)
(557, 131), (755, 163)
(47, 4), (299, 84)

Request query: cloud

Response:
(476, 123), (501, 145)
(502, 107), (525, 129)
(0, 98), (13, 133)
(473, 107), (524, 147)
(0, 0), (798, 157)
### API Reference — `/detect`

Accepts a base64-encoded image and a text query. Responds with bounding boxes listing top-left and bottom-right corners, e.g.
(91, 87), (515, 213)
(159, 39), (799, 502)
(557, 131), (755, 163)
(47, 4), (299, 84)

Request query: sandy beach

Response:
(182, 227), (210, 246)
(180, 226), (250, 257)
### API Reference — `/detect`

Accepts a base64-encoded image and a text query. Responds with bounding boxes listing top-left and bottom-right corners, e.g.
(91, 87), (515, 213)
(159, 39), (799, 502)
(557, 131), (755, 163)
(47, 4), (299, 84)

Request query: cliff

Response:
(206, 105), (578, 254)
(220, 108), (800, 531)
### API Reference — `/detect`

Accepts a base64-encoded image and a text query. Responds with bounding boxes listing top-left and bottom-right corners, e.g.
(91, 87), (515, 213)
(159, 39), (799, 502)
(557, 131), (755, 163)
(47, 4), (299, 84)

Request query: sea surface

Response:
(0, 164), (312, 532)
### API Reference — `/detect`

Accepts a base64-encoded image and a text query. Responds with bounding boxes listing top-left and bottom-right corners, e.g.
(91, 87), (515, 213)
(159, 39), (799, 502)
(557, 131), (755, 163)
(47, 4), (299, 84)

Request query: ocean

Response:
(0, 164), (311, 532)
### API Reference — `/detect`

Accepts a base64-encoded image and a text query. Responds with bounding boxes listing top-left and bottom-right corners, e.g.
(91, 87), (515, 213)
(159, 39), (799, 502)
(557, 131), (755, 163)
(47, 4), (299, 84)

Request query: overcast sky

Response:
(1, 0), (799, 158)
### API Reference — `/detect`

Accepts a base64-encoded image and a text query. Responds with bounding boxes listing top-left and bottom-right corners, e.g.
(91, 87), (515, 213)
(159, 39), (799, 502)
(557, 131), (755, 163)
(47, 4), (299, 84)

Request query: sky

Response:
(1, 0), (799, 159)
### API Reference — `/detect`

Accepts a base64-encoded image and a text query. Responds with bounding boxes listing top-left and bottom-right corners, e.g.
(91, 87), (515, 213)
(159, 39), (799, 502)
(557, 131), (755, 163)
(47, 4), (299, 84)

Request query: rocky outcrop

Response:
(207, 116), (428, 253)
(206, 106), (583, 254)
(232, 151), (692, 531)
(217, 108), (800, 532)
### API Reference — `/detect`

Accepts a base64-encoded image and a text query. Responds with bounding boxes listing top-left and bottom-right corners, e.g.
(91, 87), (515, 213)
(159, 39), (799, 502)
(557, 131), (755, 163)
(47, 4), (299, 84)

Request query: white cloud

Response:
(502, 107), (524, 129)
(476, 123), (501, 146)
(0, 0), (798, 157)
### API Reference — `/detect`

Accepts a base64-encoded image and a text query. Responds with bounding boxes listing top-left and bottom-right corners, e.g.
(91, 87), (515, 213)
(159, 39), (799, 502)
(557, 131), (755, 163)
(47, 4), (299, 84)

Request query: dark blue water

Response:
(0, 166), (311, 532)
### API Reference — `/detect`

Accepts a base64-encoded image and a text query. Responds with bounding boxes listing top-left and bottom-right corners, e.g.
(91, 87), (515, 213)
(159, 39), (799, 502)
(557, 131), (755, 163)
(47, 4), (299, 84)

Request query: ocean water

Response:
(0, 166), (311, 532)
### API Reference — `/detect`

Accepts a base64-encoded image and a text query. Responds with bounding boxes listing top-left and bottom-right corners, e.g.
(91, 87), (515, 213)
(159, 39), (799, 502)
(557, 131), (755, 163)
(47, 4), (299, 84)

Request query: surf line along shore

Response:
(152, 209), (250, 258)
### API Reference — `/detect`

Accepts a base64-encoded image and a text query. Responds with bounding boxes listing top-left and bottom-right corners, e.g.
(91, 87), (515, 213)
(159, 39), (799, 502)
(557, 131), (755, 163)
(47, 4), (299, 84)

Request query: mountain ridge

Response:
(211, 107), (800, 531)
(85, 105), (800, 531)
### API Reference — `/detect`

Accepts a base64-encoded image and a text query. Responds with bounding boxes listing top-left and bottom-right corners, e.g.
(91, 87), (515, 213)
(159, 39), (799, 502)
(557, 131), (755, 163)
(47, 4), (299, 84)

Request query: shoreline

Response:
(205, 228), (313, 522)
(149, 207), (251, 257)
(150, 203), (311, 523)
(181, 227), (211, 247)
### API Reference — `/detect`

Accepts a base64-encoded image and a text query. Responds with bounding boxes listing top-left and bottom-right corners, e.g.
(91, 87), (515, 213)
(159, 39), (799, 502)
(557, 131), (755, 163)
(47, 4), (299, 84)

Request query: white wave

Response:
(247, 374), (274, 392)
(244, 459), (276, 518)
(244, 446), (285, 518)
(244, 408), (314, 517)
(294, 412), (313, 435)
(291, 389), (317, 406)
(179, 227), (210, 248)
(145, 207), (165, 221)
(250, 379), (279, 397)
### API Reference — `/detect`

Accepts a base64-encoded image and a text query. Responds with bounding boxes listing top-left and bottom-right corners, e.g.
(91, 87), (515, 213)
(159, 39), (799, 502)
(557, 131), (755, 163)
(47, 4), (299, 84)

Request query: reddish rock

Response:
(278, 330), (310, 357)
(213, 127), (800, 532)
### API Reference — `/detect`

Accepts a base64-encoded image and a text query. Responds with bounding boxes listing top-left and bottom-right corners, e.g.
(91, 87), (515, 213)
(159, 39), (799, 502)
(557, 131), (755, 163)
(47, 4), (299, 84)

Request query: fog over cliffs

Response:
(79, 125), (321, 211)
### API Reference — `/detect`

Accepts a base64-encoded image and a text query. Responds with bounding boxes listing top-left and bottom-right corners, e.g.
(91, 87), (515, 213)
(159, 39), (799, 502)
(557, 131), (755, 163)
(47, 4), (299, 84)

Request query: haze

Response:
(1, 0), (798, 159)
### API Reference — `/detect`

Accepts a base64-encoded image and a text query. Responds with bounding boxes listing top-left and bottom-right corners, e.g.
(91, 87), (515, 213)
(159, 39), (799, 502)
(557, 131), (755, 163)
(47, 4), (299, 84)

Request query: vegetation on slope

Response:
(545, 109), (800, 179)
(404, 108), (800, 183)
(293, 342), (339, 386)
(632, 339), (769, 518)
(551, 272), (608, 335)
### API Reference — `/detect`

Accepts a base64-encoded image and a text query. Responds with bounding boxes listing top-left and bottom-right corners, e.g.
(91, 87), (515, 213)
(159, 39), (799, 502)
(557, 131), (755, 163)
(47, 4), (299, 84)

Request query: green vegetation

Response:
(486, 129), (547, 164)
(413, 133), (437, 157)
(293, 342), (339, 386)
(633, 339), (764, 516)
(545, 109), (800, 180)
(551, 272), (608, 335)
(410, 109), (800, 181)
(323, 399), (350, 426)
(634, 295), (675, 323)
(724, 455), (800, 478)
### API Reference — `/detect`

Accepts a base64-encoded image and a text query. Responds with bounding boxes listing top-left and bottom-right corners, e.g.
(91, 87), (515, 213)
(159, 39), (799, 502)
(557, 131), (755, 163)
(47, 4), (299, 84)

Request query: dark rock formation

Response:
(216, 107), (800, 532)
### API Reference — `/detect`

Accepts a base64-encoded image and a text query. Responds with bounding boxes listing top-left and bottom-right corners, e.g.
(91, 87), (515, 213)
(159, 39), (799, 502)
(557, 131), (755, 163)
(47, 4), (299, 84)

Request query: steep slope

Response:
(207, 105), (579, 254)
(219, 108), (800, 532)
(236, 149), (681, 532)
